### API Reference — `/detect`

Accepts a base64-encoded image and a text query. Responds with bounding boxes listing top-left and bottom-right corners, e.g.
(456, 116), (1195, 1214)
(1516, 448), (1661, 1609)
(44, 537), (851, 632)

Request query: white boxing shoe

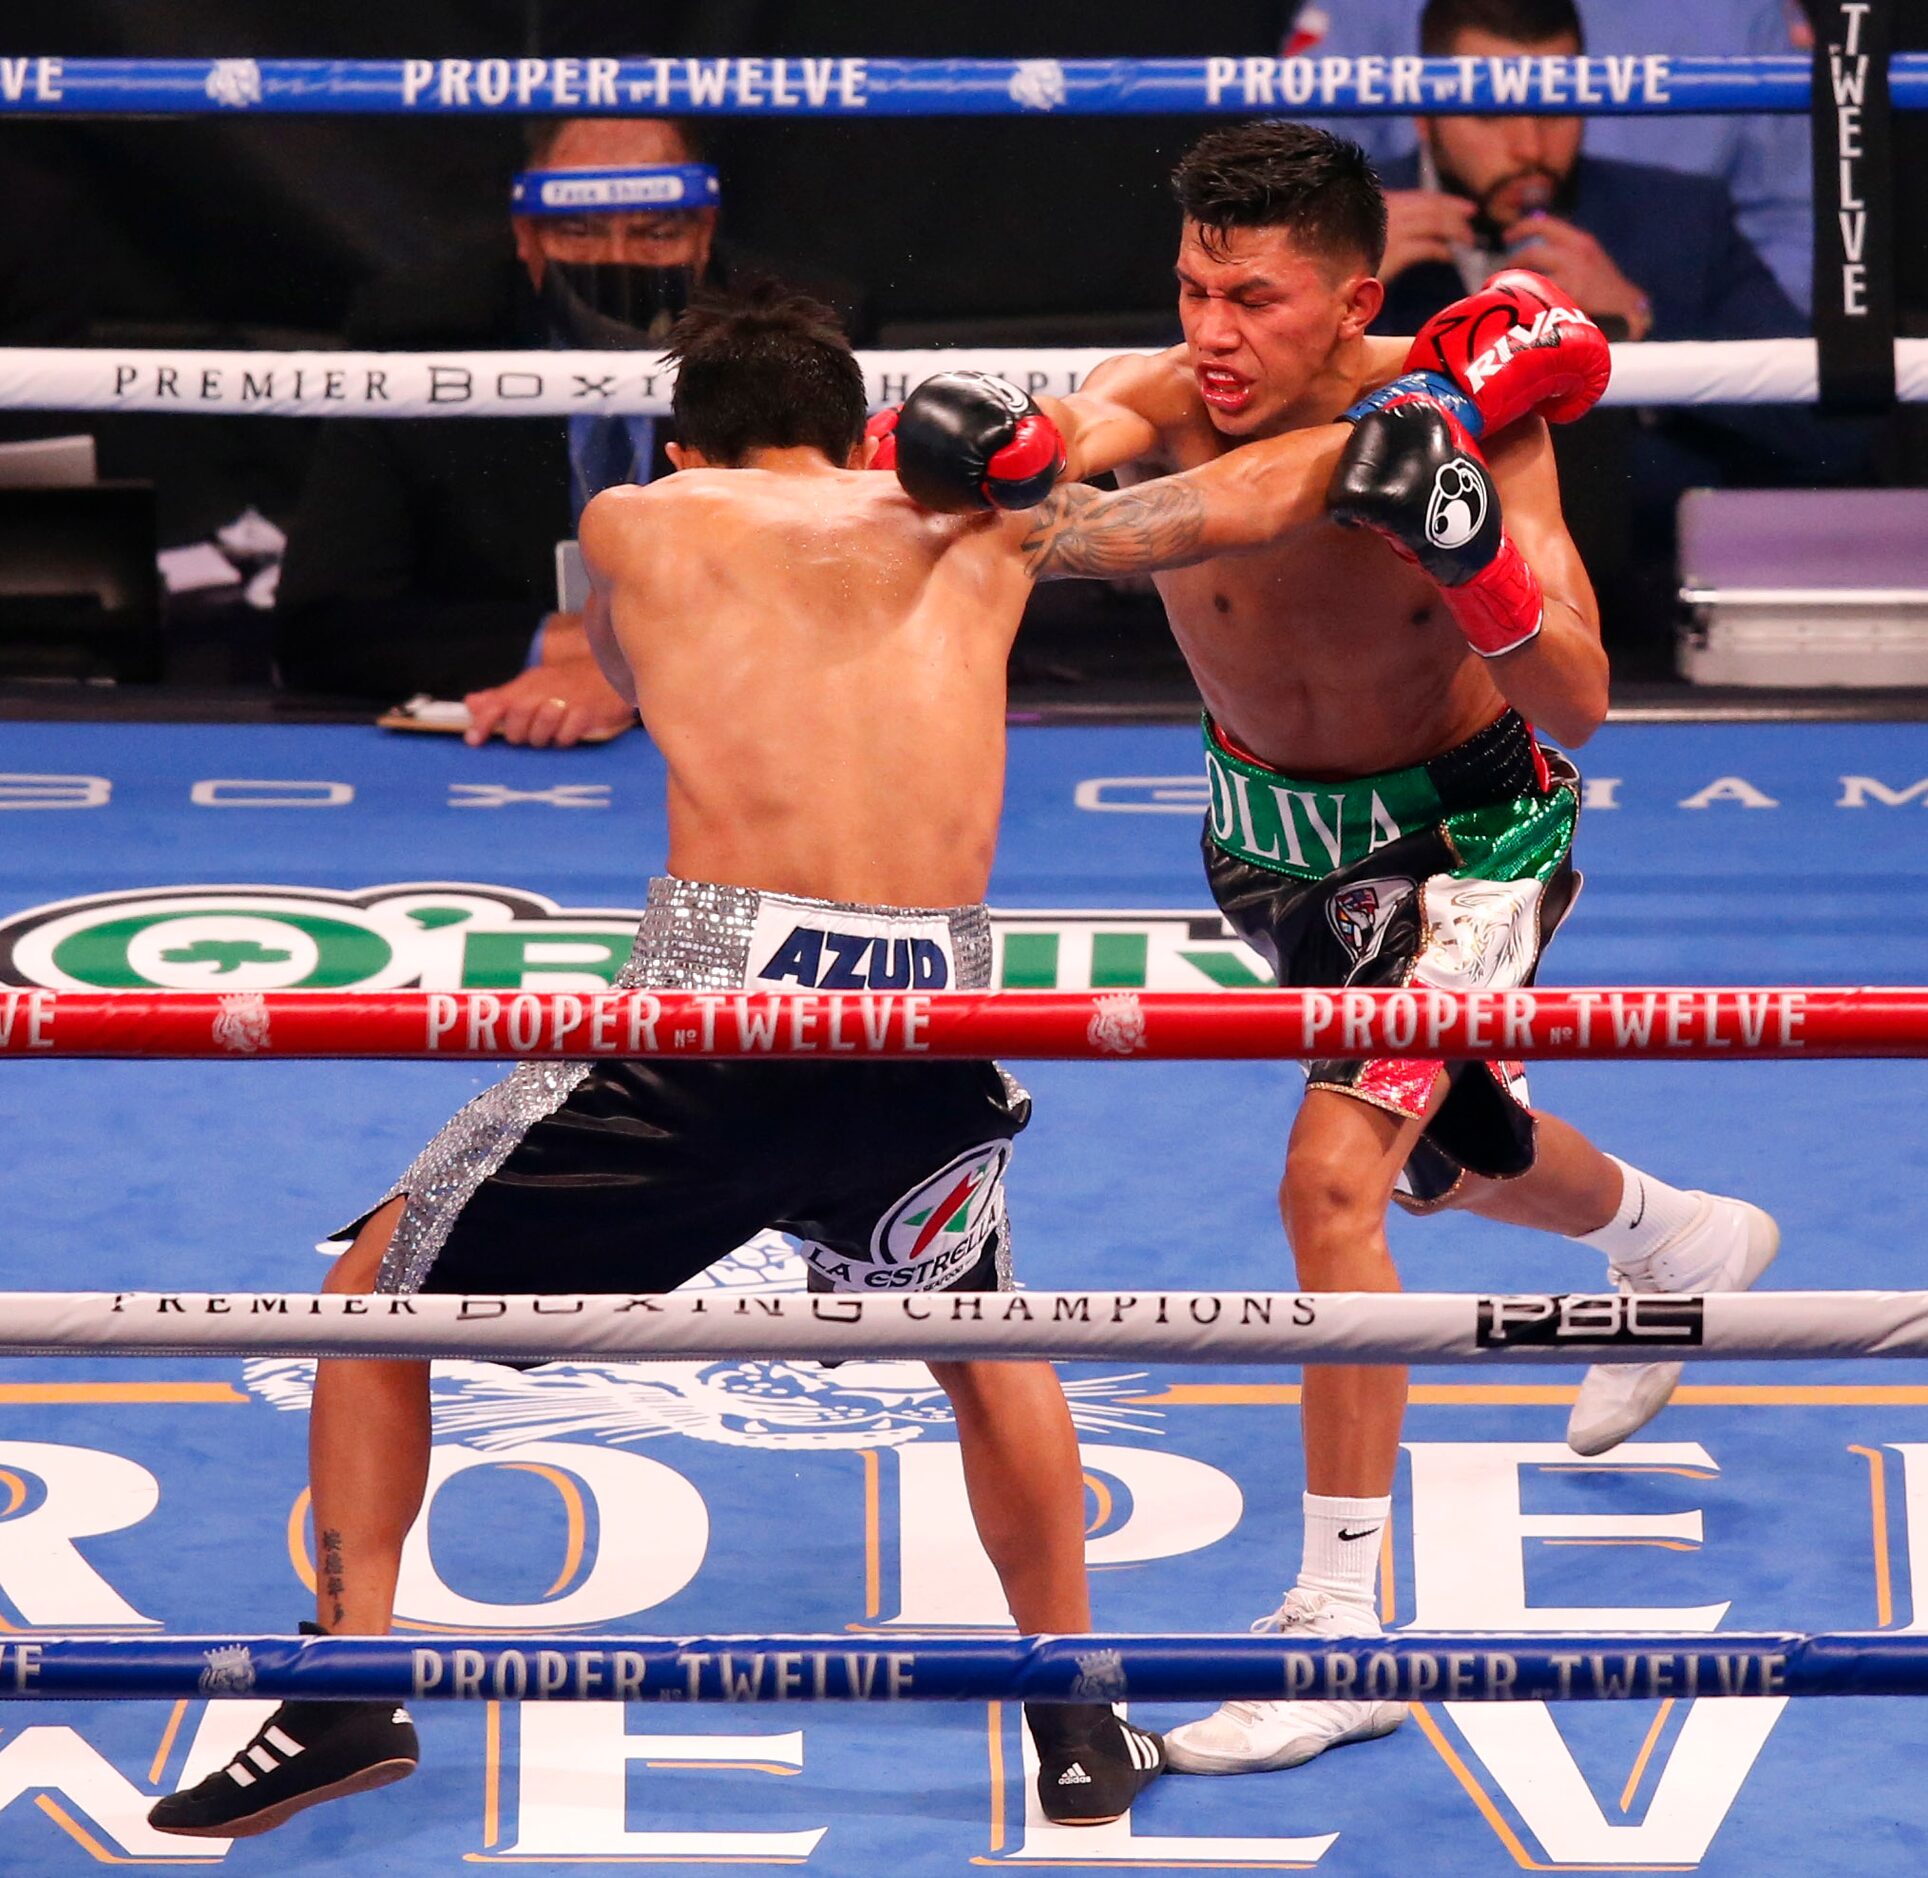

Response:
(1566, 1194), (1780, 1457)
(1162, 1588), (1406, 1775)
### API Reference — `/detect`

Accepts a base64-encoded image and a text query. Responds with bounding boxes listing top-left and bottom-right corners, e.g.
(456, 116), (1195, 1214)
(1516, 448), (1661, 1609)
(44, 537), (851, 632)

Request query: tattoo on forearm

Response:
(321, 1527), (347, 1630)
(1021, 479), (1208, 580)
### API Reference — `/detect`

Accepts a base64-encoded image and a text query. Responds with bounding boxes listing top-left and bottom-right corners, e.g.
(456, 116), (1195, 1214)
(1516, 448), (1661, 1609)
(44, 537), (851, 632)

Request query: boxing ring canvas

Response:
(3, 716), (1927, 1872)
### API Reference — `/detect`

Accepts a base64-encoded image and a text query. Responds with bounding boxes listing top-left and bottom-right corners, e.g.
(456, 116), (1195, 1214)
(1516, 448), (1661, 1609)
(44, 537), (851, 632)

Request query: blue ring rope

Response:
(7, 1631), (1927, 1703)
(0, 55), (1923, 116)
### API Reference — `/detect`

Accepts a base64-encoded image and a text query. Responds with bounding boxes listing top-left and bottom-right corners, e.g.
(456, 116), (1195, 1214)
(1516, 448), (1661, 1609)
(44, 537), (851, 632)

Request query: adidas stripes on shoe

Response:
(1027, 1704), (1166, 1825)
(147, 1697), (418, 1838)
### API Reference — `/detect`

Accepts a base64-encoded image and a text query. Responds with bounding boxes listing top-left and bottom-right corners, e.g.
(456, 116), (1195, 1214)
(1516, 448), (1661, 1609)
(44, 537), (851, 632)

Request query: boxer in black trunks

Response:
(149, 285), (1169, 1840)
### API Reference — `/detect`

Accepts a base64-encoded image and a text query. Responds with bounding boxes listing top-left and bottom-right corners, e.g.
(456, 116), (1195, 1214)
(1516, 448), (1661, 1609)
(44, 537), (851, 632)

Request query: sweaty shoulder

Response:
(578, 480), (672, 570)
(1080, 345), (1199, 429)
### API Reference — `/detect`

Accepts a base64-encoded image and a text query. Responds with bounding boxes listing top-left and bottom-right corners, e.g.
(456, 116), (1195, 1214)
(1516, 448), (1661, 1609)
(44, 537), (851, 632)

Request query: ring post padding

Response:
(1811, 3), (1897, 410)
(6, 1631), (1928, 1703)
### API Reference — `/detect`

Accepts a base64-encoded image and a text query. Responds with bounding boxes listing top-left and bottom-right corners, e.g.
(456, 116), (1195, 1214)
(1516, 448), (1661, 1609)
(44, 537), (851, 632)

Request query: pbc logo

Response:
(757, 925), (950, 991)
(1475, 1294), (1705, 1348)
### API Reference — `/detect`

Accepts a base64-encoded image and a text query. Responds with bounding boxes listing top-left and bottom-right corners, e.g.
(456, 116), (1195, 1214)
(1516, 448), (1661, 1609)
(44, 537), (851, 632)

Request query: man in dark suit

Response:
(275, 117), (866, 745)
(1372, 0), (1820, 666)
(1377, 0), (1803, 342)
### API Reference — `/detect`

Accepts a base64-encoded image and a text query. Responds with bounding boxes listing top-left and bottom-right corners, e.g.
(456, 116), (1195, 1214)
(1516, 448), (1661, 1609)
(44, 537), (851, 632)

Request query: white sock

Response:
(1296, 1492), (1389, 1615)
(1572, 1156), (1709, 1279)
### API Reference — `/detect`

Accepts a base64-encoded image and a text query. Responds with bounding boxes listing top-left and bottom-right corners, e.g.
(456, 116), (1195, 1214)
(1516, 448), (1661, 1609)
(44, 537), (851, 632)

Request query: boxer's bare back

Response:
(581, 453), (1032, 909)
(575, 426), (1405, 910)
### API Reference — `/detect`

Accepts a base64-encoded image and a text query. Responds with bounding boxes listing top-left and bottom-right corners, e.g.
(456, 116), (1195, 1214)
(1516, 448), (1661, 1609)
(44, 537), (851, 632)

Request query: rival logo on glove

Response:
(1461, 305), (1599, 402)
(1405, 270), (1612, 433)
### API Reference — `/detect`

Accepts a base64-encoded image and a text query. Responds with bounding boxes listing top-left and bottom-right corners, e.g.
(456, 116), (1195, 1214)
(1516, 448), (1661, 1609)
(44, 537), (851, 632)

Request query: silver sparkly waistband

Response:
(366, 876), (993, 1293)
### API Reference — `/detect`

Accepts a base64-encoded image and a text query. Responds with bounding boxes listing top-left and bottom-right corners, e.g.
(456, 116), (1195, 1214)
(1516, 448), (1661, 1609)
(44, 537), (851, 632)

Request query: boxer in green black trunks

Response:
(891, 118), (1783, 1780)
(1201, 707), (1579, 1209)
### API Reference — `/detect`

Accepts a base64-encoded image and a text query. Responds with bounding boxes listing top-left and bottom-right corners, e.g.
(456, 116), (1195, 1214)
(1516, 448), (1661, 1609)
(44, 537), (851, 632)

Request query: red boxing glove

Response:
(864, 406), (900, 471)
(1402, 269), (1611, 434)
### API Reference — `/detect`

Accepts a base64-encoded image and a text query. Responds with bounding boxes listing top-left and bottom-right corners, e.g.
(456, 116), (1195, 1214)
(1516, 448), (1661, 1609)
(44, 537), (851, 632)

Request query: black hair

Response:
(521, 115), (706, 166)
(1170, 121), (1387, 271)
(666, 281), (866, 466)
(1419, 0), (1583, 55)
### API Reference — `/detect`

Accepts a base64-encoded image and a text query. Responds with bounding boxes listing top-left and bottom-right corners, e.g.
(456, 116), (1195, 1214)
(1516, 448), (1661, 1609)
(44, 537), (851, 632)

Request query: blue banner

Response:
(0, 54), (1924, 116)
(8, 1631), (1928, 1703)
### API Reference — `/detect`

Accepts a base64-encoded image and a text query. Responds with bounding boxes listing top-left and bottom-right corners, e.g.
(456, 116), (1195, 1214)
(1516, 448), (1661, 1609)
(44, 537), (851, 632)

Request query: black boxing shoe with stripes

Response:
(147, 1639), (418, 1841)
(1027, 1703), (1167, 1825)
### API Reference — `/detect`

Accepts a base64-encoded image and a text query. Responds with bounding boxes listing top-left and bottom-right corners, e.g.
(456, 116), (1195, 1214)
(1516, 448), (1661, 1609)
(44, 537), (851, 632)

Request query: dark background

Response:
(0, 1), (1308, 352)
(6, 5), (1925, 482)
(0, 0), (1302, 557)
(0, 1), (1922, 697)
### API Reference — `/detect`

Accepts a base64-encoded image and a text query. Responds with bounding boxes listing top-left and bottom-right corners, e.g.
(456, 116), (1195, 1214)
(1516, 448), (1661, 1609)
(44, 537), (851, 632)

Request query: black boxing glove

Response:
(1327, 403), (1544, 658)
(893, 371), (1067, 513)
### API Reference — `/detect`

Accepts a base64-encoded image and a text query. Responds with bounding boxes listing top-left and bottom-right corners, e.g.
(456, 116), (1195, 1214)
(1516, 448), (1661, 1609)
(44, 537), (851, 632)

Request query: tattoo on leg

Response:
(321, 1527), (347, 1630)
(1021, 479), (1209, 580)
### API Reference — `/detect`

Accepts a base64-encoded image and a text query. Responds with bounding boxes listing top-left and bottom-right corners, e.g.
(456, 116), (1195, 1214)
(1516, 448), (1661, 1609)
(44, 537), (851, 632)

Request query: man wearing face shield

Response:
(277, 117), (860, 743)
(516, 154), (715, 350)
(452, 118), (718, 744)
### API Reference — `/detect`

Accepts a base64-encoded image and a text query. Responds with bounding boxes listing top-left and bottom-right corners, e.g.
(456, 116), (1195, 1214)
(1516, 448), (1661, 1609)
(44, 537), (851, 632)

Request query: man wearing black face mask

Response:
(275, 118), (864, 741)
(514, 117), (719, 550)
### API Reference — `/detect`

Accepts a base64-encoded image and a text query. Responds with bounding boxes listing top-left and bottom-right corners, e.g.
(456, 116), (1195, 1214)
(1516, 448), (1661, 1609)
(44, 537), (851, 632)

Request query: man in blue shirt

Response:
(1283, 0), (1813, 310)
(276, 118), (867, 744)
(276, 117), (715, 745)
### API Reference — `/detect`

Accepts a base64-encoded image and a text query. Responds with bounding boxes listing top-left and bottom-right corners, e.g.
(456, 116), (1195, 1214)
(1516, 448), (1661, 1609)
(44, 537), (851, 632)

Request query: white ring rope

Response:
(6, 1288), (1928, 1364)
(1, 339), (1920, 418)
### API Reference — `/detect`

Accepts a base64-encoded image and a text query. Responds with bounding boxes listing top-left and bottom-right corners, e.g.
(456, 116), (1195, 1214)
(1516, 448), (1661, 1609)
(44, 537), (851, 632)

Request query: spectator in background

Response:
(275, 118), (865, 746)
(1364, 0), (1832, 670)
(0, 153), (98, 449)
(1377, 0), (1804, 343)
(1283, 0), (1814, 312)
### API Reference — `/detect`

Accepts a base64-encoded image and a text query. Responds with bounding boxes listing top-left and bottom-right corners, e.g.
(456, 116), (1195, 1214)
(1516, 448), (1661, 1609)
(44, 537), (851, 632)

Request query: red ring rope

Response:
(3, 986), (1926, 1060)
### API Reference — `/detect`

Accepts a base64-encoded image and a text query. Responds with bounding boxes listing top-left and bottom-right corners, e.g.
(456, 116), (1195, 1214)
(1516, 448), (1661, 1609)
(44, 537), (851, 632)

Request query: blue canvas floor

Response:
(2, 719), (1928, 1872)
